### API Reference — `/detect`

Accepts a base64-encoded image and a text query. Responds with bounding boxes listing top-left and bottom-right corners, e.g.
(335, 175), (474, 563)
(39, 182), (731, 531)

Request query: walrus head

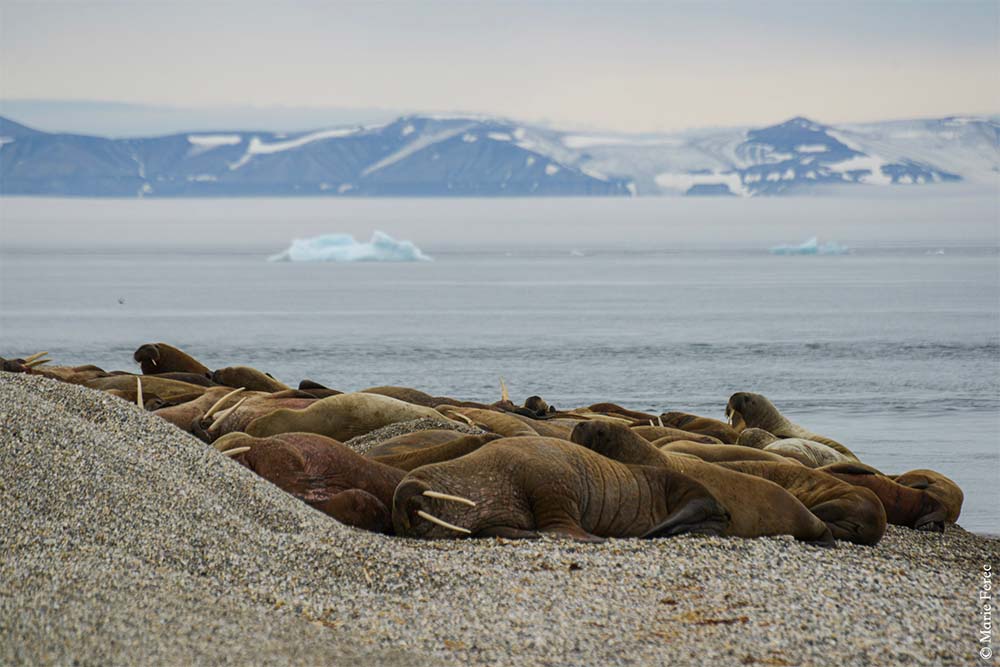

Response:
(312, 490), (393, 535)
(523, 396), (553, 417)
(133, 344), (161, 368)
(392, 477), (482, 539)
(726, 392), (782, 432)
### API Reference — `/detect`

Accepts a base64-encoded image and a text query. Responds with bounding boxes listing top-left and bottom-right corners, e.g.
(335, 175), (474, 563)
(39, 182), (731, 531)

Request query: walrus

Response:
(660, 441), (805, 466)
(726, 393), (858, 460)
(244, 392), (457, 442)
(586, 403), (658, 423)
(133, 343), (211, 377)
(893, 469), (963, 523)
(297, 380), (344, 398)
(736, 428), (778, 449)
(818, 462), (951, 530)
(212, 366), (290, 393)
(215, 432), (402, 533)
(193, 392), (317, 442)
(85, 374), (208, 403)
(633, 425), (722, 445)
(569, 421), (834, 544)
(764, 439), (853, 468)
(152, 386), (246, 432)
(392, 436), (732, 542)
(361, 386), (451, 408)
(657, 412), (741, 444)
(717, 461), (887, 545)
(369, 433), (504, 471)
(505, 412), (579, 439)
(523, 396), (554, 417)
(364, 429), (475, 458)
(437, 406), (537, 437)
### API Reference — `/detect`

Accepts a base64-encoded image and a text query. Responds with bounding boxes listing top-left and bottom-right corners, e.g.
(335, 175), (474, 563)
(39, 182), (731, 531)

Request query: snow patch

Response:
(796, 144), (828, 153)
(188, 134), (242, 147)
(655, 171), (747, 196)
(563, 135), (681, 149)
(462, 133), (478, 143)
(186, 174), (218, 182)
(401, 124), (415, 136)
(268, 231), (431, 263)
(525, 156), (536, 167)
(545, 164), (560, 175)
(829, 154), (892, 185)
(362, 125), (474, 177)
(487, 132), (512, 141)
(0, 136), (15, 150)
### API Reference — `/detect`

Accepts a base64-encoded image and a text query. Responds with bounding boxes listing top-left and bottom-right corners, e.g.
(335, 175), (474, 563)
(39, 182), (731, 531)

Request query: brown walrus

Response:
(764, 439), (854, 468)
(193, 392), (317, 442)
(726, 392), (859, 459)
(392, 436), (731, 542)
(569, 421), (834, 544)
(364, 429), (476, 458)
(892, 469), (964, 524)
(214, 432), (403, 533)
(657, 412), (741, 444)
(717, 461), (887, 545)
(586, 402), (658, 423)
(818, 462), (951, 530)
(151, 386), (245, 432)
(245, 392), (457, 442)
(437, 406), (538, 437)
(133, 343), (211, 377)
(369, 433), (503, 471)
(633, 425), (722, 445)
(659, 441), (805, 466)
(212, 366), (290, 393)
(85, 374), (209, 404)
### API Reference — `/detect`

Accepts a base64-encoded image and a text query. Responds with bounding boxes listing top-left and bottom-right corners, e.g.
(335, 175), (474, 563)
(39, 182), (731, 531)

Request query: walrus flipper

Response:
(475, 526), (542, 540)
(642, 497), (729, 539)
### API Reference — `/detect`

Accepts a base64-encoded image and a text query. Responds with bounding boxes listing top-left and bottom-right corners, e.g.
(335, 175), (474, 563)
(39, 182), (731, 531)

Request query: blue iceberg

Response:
(769, 237), (849, 256)
(268, 231), (432, 262)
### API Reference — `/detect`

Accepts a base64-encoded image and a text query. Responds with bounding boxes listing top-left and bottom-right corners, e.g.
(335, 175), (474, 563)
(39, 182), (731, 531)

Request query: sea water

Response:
(1, 196), (997, 532)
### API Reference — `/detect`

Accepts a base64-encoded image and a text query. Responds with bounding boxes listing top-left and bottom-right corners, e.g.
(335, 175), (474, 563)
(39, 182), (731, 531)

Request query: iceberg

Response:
(769, 237), (849, 256)
(268, 231), (432, 263)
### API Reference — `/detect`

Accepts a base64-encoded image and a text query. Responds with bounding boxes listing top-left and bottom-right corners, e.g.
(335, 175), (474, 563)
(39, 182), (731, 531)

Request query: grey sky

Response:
(1, 0), (998, 132)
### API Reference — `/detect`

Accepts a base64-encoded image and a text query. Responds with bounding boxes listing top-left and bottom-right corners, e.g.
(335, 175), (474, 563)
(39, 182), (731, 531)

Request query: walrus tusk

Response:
(221, 446), (251, 457)
(204, 387), (245, 419)
(449, 411), (476, 427)
(135, 377), (144, 408)
(500, 376), (509, 403)
(209, 396), (249, 430)
(423, 490), (477, 507)
(416, 510), (471, 535)
(657, 416), (664, 427)
(23, 358), (51, 368)
(22, 351), (49, 364)
(649, 419), (654, 426)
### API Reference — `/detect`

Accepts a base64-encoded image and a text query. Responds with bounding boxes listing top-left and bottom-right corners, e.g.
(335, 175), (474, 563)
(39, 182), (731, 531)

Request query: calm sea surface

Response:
(1, 196), (998, 532)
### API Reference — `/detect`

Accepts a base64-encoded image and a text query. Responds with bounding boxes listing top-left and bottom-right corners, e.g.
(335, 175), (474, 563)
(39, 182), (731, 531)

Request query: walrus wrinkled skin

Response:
(216, 432), (403, 533)
(660, 441), (805, 466)
(718, 461), (887, 545)
(892, 469), (963, 524)
(657, 412), (741, 444)
(194, 393), (317, 442)
(365, 429), (476, 458)
(212, 366), (290, 393)
(570, 421), (834, 544)
(245, 392), (456, 442)
(393, 437), (730, 542)
(133, 343), (211, 377)
(818, 462), (950, 531)
(726, 392), (858, 460)
(586, 403), (658, 423)
(369, 433), (503, 471)
(152, 386), (242, 432)
(736, 428), (778, 449)
(86, 375), (209, 404)
(437, 406), (538, 437)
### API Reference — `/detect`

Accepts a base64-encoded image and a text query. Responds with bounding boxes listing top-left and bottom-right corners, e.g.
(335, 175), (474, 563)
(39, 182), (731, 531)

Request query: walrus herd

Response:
(3, 343), (964, 547)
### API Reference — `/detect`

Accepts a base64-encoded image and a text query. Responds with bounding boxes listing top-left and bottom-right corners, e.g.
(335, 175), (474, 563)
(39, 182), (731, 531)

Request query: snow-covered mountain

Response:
(1, 113), (996, 197)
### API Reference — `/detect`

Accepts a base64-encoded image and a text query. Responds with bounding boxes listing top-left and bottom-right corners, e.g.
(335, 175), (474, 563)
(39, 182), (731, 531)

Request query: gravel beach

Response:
(1, 372), (995, 666)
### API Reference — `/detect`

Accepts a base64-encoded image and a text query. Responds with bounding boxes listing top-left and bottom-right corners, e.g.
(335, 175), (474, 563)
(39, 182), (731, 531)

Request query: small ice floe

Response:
(569, 249), (586, 257)
(926, 249), (946, 256)
(267, 231), (431, 263)
(769, 237), (849, 256)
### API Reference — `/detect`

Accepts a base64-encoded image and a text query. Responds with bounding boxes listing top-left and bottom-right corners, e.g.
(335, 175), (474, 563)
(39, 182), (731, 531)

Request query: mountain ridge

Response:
(1, 113), (996, 197)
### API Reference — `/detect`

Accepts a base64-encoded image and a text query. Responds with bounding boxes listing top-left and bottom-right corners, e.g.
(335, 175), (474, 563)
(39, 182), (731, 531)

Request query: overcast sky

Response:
(1, 0), (998, 132)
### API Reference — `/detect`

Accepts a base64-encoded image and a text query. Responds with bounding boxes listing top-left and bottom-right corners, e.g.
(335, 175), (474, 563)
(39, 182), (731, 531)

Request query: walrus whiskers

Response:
(135, 377), (143, 408)
(203, 387), (245, 419)
(22, 351), (49, 364)
(416, 510), (471, 534)
(422, 490), (477, 507)
(221, 446), (251, 458)
(208, 396), (249, 430)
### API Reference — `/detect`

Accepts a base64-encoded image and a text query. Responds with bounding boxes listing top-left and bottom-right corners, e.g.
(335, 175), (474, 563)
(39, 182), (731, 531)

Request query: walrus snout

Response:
(313, 490), (392, 535)
(392, 478), (475, 538)
(726, 392), (757, 430)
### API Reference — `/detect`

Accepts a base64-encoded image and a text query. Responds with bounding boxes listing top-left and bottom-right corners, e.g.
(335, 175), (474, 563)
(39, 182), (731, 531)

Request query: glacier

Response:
(267, 231), (432, 263)
(769, 237), (850, 256)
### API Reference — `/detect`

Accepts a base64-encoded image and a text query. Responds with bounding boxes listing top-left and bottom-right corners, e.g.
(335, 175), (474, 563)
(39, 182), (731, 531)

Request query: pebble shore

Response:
(1, 372), (995, 666)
